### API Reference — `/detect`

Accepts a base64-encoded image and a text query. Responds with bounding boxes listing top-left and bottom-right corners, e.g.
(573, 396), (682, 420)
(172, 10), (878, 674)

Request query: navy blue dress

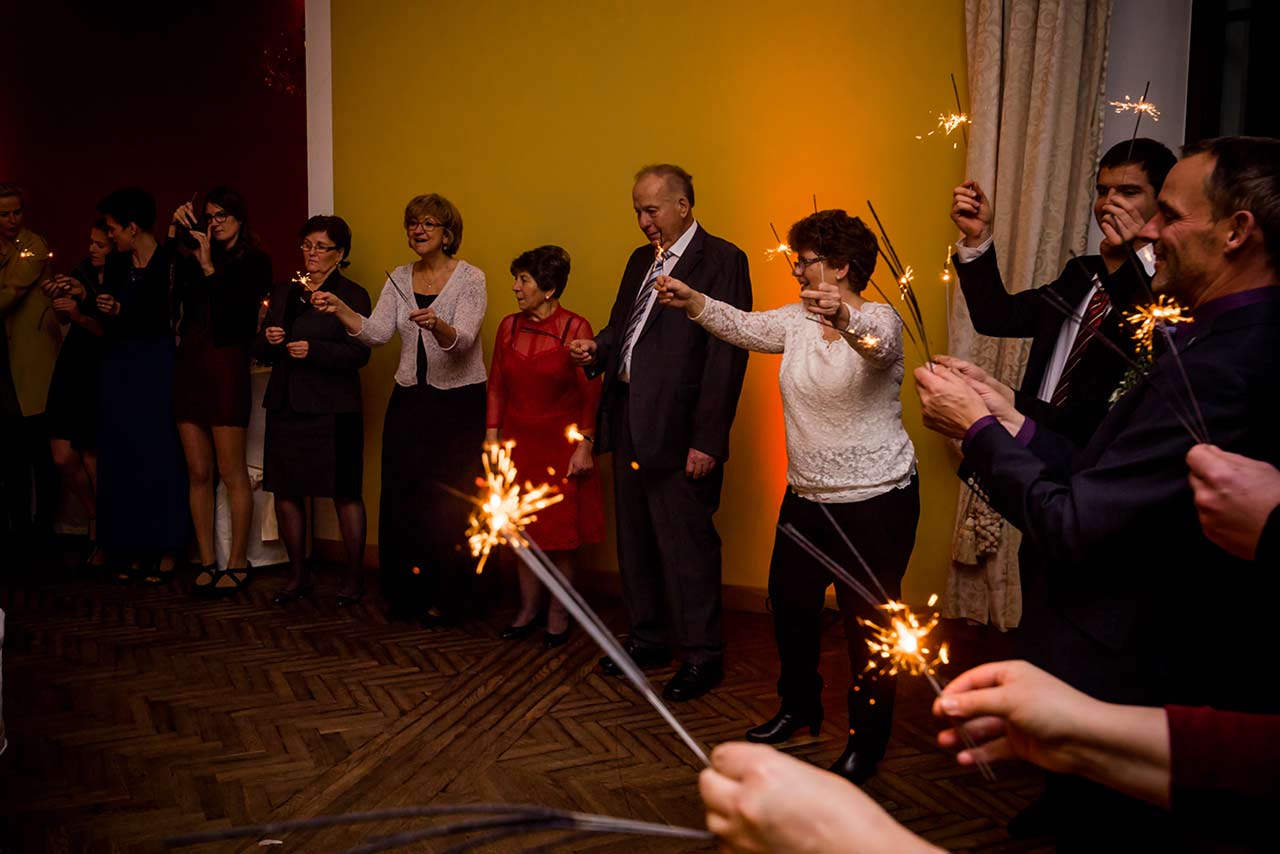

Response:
(96, 250), (189, 556)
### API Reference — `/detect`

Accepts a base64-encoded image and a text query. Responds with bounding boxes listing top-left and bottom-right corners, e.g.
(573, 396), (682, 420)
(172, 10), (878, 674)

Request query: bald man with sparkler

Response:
(915, 136), (1280, 847)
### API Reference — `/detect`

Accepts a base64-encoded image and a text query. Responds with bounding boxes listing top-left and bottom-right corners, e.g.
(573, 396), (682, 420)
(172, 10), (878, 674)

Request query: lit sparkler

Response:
(565, 423), (586, 443)
(764, 241), (793, 262)
(1108, 93), (1161, 122)
(461, 445), (708, 765)
(292, 270), (314, 290)
(917, 112), (971, 149)
(465, 441), (563, 575)
(1125, 295), (1191, 357)
(860, 601), (948, 678)
(857, 334), (880, 349)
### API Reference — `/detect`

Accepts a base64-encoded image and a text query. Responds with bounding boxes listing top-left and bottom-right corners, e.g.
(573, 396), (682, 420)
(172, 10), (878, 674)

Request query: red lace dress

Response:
(487, 306), (605, 550)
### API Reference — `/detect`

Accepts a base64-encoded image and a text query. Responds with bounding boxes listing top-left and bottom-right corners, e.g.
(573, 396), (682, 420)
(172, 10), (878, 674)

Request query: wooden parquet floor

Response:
(0, 555), (1052, 853)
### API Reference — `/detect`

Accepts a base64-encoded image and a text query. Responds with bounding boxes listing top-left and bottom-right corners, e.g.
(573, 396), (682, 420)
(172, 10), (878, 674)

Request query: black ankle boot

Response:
(745, 707), (823, 744)
(830, 681), (895, 784)
(828, 738), (877, 784)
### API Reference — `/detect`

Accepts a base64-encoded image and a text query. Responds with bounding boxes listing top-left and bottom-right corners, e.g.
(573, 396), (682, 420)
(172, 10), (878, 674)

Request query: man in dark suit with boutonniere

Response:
(916, 136), (1280, 849)
(570, 164), (751, 702)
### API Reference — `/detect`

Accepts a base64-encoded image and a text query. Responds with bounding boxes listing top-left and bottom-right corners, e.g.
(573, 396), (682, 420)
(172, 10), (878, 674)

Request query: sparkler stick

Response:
(950, 72), (969, 150)
(462, 444), (709, 766)
(383, 269), (416, 310)
(163, 804), (712, 850)
(865, 201), (933, 360)
(818, 504), (891, 602)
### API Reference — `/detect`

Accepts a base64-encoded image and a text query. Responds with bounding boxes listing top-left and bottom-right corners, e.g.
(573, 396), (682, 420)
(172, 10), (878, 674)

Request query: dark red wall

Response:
(5, 0), (308, 278)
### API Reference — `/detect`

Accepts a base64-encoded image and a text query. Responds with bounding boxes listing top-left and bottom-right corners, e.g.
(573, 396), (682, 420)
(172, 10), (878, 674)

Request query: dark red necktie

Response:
(1050, 286), (1110, 407)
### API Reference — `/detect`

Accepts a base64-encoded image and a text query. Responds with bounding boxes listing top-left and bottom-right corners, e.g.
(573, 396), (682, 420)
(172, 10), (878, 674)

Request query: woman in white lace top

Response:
(657, 209), (919, 785)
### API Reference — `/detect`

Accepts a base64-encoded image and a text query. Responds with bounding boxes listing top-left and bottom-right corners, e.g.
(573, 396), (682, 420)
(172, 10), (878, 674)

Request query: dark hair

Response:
(206, 185), (257, 252)
(1099, 138), (1177, 192)
(404, 193), (463, 256)
(510, 245), (571, 298)
(97, 187), (157, 232)
(1183, 136), (1280, 270)
(635, 164), (695, 207)
(0, 182), (22, 201)
(787, 210), (878, 293)
(300, 214), (352, 268)
(91, 217), (109, 234)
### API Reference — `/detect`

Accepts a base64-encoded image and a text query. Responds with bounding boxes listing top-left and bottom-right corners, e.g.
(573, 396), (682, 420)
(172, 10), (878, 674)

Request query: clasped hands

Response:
(913, 356), (1024, 440)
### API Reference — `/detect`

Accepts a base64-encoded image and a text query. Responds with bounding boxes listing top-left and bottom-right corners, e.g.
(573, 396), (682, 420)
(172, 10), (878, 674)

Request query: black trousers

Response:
(0, 413), (57, 551)
(610, 387), (725, 665)
(768, 478), (919, 753)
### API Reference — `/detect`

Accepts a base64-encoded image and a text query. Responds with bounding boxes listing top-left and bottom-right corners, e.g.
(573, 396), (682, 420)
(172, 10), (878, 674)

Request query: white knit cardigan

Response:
(351, 261), (488, 389)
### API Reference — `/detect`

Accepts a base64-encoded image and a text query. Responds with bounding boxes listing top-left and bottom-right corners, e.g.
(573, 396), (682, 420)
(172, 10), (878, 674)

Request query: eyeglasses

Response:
(406, 219), (445, 232)
(792, 255), (827, 273)
(207, 211), (233, 224)
(300, 241), (338, 254)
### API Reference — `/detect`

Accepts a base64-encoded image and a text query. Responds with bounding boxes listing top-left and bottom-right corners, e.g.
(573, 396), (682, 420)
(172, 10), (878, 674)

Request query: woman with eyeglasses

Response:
(257, 215), (370, 605)
(312, 194), (487, 624)
(170, 188), (272, 596)
(656, 209), (919, 785)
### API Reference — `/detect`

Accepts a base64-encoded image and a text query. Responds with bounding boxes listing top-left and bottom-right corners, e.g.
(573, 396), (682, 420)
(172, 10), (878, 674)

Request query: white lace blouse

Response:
(692, 297), (916, 503)
(350, 261), (488, 389)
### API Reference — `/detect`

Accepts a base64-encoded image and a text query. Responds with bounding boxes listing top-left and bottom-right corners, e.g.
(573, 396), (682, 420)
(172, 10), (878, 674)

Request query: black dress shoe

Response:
(542, 629), (570, 649)
(745, 708), (823, 743)
(828, 740), (878, 785)
(662, 660), (723, 702)
(500, 621), (541, 641)
(599, 641), (671, 675)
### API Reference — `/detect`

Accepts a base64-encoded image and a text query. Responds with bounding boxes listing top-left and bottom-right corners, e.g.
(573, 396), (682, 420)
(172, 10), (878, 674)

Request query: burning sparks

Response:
(1109, 94), (1161, 122)
(1125, 295), (1191, 357)
(17, 246), (51, 260)
(916, 112), (971, 149)
(859, 600), (949, 678)
(897, 266), (915, 297)
(856, 334), (880, 349)
(465, 441), (563, 574)
(292, 270), (315, 291)
(565, 424), (586, 443)
(764, 242), (793, 263)
(940, 250), (954, 284)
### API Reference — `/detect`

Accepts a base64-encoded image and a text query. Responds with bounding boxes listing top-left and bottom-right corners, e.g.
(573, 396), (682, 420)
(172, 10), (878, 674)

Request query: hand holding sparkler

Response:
(567, 338), (597, 366)
(951, 180), (992, 247)
(95, 293), (121, 317)
(285, 340), (310, 359)
(654, 273), (705, 316)
(799, 279), (849, 328)
(1187, 444), (1280, 561)
(700, 743), (939, 854)
(263, 325), (286, 345)
(913, 363), (1004, 440)
(932, 355), (1015, 407)
(1098, 194), (1153, 271)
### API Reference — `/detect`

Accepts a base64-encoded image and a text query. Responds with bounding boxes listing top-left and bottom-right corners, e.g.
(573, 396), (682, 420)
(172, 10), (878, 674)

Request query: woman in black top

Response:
(170, 187), (272, 596)
(257, 215), (370, 604)
(94, 188), (188, 584)
(41, 219), (109, 566)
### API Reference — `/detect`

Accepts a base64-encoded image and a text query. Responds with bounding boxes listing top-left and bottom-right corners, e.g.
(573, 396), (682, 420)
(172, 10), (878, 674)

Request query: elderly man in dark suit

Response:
(916, 136), (1280, 848)
(570, 164), (751, 701)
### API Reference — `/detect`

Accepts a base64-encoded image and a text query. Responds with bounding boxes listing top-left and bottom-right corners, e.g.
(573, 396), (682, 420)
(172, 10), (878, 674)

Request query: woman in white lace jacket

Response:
(313, 194), (487, 624)
(657, 209), (919, 785)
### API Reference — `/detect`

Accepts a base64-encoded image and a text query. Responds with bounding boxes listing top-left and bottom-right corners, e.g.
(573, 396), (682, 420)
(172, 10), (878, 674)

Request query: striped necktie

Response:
(617, 250), (668, 378)
(1050, 285), (1110, 407)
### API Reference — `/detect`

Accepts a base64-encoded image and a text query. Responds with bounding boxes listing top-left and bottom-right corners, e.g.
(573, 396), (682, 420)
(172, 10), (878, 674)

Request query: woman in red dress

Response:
(486, 245), (605, 648)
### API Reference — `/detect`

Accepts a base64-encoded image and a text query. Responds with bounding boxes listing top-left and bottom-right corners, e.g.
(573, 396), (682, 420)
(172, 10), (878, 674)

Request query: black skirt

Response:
(45, 326), (103, 449)
(263, 408), (363, 498)
(378, 380), (486, 614)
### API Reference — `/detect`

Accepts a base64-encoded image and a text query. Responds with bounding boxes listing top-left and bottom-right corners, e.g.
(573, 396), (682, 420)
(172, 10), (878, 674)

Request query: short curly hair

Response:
(404, 193), (463, 256)
(510, 245), (571, 298)
(786, 209), (878, 293)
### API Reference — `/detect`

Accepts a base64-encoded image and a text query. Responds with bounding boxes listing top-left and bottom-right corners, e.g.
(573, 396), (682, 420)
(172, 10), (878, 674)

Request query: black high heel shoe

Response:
(542, 628), (570, 649)
(828, 740), (878, 785)
(500, 618), (543, 641)
(745, 708), (824, 744)
(271, 581), (313, 605)
(191, 564), (222, 598)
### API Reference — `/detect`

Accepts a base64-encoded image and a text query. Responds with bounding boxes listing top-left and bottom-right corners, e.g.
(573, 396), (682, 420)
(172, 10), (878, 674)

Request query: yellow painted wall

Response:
(328, 0), (967, 602)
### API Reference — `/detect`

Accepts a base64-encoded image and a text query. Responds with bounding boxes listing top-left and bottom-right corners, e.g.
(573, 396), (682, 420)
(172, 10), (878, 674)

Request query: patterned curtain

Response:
(944, 0), (1112, 629)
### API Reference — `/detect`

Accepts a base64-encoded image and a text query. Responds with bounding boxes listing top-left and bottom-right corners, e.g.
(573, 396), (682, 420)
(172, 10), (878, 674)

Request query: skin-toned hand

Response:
(686, 448), (716, 479)
(913, 364), (992, 439)
(310, 290), (347, 315)
(951, 180), (993, 247)
(172, 201), (198, 229)
(567, 441), (594, 477)
(1098, 194), (1151, 272)
(934, 660), (1172, 809)
(655, 274), (706, 316)
(568, 338), (597, 367)
(96, 294), (121, 316)
(188, 227), (213, 275)
(40, 275), (71, 298)
(264, 326), (286, 346)
(52, 296), (81, 319)
(700, 742), (942, 854)
(931, 355), (1015, 407)
(799, 279), (851, 329)
(1186, 444), (1280, 560)
(286, 340), (310, 359)
(409, 305), (439, 330)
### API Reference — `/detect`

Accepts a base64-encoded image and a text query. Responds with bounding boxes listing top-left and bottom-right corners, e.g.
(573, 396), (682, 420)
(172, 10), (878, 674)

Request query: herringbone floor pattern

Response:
(0, 556), (1051, 853)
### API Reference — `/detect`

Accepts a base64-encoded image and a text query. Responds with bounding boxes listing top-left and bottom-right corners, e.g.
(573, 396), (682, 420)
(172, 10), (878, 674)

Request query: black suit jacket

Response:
(962, 289), (1280, 711)
(256, 271), (371, 414)
(956, 247), (1147, 444)
(590, 225), (751, 468)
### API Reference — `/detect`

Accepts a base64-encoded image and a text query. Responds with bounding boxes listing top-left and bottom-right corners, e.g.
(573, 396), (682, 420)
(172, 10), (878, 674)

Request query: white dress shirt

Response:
(619, 220), (699, 382)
